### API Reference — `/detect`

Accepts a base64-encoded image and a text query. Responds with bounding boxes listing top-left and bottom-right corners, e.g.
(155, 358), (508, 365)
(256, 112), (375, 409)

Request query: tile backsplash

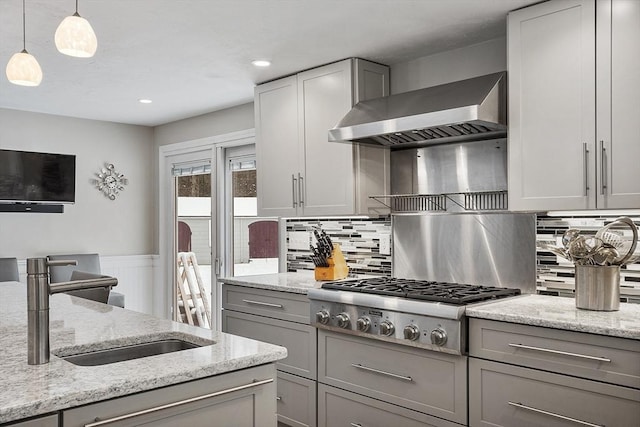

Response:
(285, 217), (391, 277)
(536, 214), (640, 303)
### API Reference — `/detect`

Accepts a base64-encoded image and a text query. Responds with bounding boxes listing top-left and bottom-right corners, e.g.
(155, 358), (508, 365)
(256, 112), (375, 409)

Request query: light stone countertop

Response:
(466, 294), (640, 340)
(0, 282), (287, 424)
(220, 271), (324, 294)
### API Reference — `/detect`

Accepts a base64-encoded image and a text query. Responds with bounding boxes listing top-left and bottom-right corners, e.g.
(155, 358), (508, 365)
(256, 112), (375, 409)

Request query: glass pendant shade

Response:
(6, 50), (43, 86)
(55, 13), (97, 58)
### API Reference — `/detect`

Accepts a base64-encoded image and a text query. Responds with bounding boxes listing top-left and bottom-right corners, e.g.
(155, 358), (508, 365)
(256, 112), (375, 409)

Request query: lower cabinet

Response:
(222, 284), (317, 427)
(276, 372), (316, 427)
(62, 364), (277, 427)
(6, 415), (58, 427)
(318, 384), (460, 427)
(469, 358), (640, 427)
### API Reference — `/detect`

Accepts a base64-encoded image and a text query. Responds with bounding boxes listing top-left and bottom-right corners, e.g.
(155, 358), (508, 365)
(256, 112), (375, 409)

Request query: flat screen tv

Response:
(0, 149), (76, 204)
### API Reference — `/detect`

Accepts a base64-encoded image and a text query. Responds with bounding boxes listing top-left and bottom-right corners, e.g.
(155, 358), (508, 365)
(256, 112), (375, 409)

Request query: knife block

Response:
(315, 245), (349, 281)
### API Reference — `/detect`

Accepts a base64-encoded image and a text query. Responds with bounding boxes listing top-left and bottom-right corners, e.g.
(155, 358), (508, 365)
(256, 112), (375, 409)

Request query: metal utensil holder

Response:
(575, 265), (620, 311)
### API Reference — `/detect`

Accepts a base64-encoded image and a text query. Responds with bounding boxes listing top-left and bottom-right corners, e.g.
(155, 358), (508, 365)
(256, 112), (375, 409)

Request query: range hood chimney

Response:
(329, 72), (506, 149)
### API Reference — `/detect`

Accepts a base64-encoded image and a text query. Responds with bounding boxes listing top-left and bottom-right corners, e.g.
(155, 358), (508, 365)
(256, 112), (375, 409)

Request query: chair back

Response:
(47, 253), (101, 283)
(0, 257), (19, 282)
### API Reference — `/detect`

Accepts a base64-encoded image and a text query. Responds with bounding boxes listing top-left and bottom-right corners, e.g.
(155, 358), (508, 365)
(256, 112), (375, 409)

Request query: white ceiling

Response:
(0, 0), (537, 127)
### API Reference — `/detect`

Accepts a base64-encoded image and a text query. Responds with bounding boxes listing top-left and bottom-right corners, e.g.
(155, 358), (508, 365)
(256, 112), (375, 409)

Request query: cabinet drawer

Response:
(318, 330), (466, 425)
(7, 414), (58, 427)
(469, 318), (640, 389)
(469, 358), (640, 427)
(317, 384), (460, 427)
(223, 285), (310, 323)
(223, 310), (317, 379)
(277, 372), (316, 427)
(63, 364), (276, 427)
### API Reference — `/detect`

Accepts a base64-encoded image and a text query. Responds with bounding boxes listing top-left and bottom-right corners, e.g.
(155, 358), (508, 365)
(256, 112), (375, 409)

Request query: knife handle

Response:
(291, 174), (298, 208)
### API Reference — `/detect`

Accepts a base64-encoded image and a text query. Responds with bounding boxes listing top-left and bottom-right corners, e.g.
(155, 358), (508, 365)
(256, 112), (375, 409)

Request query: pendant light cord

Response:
(22, 0), (26, 51)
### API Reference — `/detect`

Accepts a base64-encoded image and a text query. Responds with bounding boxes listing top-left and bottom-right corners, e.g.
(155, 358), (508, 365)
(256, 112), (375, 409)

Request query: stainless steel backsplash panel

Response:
(393, 213), (536, 293)
(391, 138), (507, 195)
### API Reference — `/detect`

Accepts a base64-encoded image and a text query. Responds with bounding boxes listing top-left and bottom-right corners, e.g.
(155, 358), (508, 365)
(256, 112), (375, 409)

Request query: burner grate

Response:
(321, 278), (520, 305)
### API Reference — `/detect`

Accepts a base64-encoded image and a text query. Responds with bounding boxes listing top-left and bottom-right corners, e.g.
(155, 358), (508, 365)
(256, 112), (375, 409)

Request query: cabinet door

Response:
(256, 76), (301, 217)
(63, 364), (277, 427)
(469, 358), (640, 427)
(318, 384), (460, 427)
(297, 60), (355, 216)
(508, 0), (596, 211)
(596, 0), (640, 208)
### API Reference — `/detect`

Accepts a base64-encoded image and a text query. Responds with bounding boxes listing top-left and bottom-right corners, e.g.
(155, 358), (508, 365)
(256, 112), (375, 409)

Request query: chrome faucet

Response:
(26, 257), (118, 365)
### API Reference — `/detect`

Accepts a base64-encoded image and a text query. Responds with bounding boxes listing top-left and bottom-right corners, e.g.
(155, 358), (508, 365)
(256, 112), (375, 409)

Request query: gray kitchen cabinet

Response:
(317, 384), (461, 427)
(508, 0), (640, 211)
(595, 0), (640, 208)
(318, 329), (467, 425)
(469, 318), (640, 426)
(222, 284), (316, 427)
(255, 58), (390, 217)
(5, 415), (58, 427)
(62, 363), (277, 427)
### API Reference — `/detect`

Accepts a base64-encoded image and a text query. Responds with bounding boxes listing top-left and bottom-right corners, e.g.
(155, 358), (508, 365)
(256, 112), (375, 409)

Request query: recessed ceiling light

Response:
(138, 99), (152, 104)
(251, 60), (271, 67)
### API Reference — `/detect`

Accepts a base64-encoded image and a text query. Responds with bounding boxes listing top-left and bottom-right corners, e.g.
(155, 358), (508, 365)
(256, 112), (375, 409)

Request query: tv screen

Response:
(0, 149), (76, 203)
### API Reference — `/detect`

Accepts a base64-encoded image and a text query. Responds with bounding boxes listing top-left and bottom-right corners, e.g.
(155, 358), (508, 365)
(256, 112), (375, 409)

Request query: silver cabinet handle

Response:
(351, 363), (413, 382)
(292, 174), (298, 208)
(242, 299), (284, 309)
(276, 396), (282, 401)
(350, 423), (362, 427)
(298, 172), (304, 206)
(583, 142), (590, 196)
(508, 343), (611, 362)
(508, 402), (603, 427)
(84, 378), (273, 427)
(600, 140), (607, 195)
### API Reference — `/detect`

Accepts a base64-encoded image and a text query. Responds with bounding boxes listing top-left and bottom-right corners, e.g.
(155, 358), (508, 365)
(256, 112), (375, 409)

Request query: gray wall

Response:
(390, 37), (506, 93)
(0, 108), (154, 259)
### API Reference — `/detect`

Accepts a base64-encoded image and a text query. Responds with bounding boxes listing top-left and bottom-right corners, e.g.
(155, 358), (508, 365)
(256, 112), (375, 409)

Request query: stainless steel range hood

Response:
(329, 72), (506, 148)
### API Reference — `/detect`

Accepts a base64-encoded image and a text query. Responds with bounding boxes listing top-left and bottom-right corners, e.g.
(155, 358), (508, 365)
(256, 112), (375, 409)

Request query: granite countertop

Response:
(0, 282), (287, 424)
(220, 271), (324, 294)
(466, 294), (640, 340)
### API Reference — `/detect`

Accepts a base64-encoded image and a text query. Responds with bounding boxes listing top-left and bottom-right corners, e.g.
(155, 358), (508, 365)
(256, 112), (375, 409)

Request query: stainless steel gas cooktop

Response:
(308, 277), (521, 355)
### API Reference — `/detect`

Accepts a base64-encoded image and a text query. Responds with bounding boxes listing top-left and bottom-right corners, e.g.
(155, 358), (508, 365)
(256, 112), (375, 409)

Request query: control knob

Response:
(316, 310), (330, 325)
(403, 324), (420, 341)
(430, 328), (448, 346)
(356, 317), (371, 332)
(379, 320), (395, 336)
(336, 312), (351, 329)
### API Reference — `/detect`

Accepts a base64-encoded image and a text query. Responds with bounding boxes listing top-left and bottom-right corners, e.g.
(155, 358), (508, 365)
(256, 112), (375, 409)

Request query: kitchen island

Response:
(0, 282), (287, 425)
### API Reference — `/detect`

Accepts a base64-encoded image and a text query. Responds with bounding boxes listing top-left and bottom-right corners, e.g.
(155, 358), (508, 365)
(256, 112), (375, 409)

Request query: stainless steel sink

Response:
(60, 339), (203, 366)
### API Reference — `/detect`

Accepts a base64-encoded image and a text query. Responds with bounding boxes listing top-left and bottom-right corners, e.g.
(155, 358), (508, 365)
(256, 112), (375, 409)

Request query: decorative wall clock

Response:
(92, 163), (128, 200)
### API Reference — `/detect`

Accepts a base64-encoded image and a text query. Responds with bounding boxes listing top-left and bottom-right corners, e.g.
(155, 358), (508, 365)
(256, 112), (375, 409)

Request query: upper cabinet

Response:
(508, 0), (640, 211)
(255, 58), (390, 217)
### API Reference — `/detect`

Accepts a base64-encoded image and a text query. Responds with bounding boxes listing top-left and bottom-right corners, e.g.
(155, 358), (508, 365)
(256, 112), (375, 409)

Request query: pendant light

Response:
(54, 0), (97, 58)
(5, 0), (43, 87)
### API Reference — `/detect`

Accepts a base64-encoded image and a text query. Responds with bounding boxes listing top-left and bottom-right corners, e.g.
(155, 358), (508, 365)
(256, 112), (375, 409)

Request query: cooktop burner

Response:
(321, 277), (521, 305)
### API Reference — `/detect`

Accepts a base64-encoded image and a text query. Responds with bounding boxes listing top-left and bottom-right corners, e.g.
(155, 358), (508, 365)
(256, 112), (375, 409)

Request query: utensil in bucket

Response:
(575, 265), (620, 311)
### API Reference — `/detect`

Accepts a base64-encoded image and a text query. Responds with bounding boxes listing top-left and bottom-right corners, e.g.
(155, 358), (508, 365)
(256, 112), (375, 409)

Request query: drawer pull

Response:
(242, 299), (284, 309)
(351, 363), (413, 382)
(508, 343), (611, 362)
(350, 423), (362, 427)
(84, 378), (273, 426)
(508, 401), (603, 427)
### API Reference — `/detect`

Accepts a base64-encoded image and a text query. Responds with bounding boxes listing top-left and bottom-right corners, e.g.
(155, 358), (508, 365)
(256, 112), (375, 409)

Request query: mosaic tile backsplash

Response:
(536, 214), (640, 303)
(285, 217), (391, 277)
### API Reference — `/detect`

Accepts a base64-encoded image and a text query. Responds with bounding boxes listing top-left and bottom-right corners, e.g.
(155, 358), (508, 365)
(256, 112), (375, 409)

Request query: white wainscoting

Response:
(17, 255), (159, 316)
